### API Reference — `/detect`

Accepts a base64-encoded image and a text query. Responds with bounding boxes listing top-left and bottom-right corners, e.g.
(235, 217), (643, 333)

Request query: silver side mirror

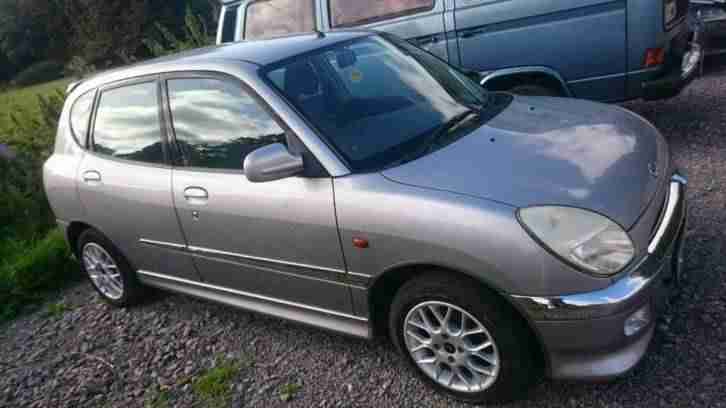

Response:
(243, 143), (304, 183)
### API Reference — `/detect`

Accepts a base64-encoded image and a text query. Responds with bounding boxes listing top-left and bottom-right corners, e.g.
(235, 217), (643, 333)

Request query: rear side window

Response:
(330, 0), (435, 28)
(167, 78), (285, 170)
(70, 91), (95, 147)
(220, 5), (239, 42)
(244, 0), (315, 40)
(92, 82), (165, 164)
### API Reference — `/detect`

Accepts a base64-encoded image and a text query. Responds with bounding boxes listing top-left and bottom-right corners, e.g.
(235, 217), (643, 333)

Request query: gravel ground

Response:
(2, 56), (726, 408)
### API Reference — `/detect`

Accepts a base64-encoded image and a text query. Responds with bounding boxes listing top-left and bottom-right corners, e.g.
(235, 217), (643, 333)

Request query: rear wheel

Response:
(388, 273), (541, 404)
(78, 229), (145, 307)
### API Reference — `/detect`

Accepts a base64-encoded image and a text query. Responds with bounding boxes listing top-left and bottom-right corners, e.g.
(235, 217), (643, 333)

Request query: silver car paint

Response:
(43, 32), (685, 382)
(381, 96), (667, 230)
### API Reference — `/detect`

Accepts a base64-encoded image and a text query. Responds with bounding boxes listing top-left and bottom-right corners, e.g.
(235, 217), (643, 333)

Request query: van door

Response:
(321, 0), (451, 61)
(453, 0), (627, 101)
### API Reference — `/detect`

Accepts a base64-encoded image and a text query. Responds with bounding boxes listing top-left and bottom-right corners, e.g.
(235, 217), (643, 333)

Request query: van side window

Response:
(70, 90), (95, 147)
(167, 78), (285, 170)
(244, 0), (315, 40)
(220, 5), (239, 42)
(330, 0), (435, 28)
(92, 82), (165, 164)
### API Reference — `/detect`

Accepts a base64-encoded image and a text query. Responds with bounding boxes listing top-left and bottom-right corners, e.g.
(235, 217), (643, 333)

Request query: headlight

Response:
(518, 206), (635, 277)
(664, 0), (678, 27)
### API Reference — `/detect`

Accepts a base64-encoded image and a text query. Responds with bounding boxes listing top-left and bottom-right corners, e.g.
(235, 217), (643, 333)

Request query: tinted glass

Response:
(330, 0), (434, 28)
(70, 91), (95, 147)
(245, 0), (315, 40)
(266, 36), (490, 172)
(92, 82), (165, 164)
(168, 78), (285, 170)
(221, 6), (239, 42)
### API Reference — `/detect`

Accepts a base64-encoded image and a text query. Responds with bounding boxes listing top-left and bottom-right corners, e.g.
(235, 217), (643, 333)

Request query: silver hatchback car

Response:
(44, 31), (687, 403)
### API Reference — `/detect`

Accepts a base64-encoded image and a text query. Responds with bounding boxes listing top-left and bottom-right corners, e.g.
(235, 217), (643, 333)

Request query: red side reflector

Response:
(644, 48), (665, 68)
(353, 238), (369, 249)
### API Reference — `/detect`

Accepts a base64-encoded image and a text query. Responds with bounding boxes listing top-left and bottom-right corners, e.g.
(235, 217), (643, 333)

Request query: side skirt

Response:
(137, 270), (371, 339)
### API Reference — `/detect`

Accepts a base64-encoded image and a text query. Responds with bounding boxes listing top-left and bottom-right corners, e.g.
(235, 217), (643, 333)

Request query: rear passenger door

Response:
(321, 0), (452, 61)
(77, 78), (200, 282)
(163, 74), (353, 315)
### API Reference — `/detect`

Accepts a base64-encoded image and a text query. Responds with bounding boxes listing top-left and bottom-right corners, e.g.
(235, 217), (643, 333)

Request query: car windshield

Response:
(264, 35), (493, 172)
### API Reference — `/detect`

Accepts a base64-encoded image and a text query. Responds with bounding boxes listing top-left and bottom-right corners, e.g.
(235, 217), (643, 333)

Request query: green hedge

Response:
(11, 61), (65, 87)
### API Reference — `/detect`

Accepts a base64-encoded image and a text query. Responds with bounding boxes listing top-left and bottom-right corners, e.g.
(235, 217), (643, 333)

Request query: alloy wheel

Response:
(82, 243), (124, 300)
(403, 301), (500, 393)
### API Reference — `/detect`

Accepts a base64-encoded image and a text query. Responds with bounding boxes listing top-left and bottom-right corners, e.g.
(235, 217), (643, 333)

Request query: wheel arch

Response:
(480, 66), (572, 97)
(367, 262), (549, 372)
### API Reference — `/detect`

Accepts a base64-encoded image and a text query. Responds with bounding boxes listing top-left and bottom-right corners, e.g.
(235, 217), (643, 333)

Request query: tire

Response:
(77, 229), (145, 307)
(388, 273), (541, 404)
(508, 84), (560, 97)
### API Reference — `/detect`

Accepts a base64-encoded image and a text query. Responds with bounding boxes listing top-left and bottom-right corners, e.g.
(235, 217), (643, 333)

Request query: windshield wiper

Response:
(420, 109), (480, 154)
(383, 109), (480, 170)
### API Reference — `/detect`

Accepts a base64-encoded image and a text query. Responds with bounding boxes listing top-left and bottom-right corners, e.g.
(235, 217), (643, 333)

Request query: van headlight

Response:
(518, 206), (635, 277)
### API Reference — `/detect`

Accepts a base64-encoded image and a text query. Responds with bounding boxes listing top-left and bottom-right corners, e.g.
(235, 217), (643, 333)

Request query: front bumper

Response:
(510, 173), (688, 381)
(642, 27), (704, 100)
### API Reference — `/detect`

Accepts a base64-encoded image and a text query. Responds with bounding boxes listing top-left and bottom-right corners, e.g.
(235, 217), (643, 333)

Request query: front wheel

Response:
(388, 273), (541, 404)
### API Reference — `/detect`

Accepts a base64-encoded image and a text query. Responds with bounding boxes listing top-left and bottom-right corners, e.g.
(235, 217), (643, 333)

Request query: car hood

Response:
(381, 96), (668, 229)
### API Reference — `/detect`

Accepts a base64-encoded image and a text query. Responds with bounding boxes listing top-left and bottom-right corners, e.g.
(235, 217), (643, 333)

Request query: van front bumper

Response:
(510, 173), (687, 381)
(642, 27), (704, 100)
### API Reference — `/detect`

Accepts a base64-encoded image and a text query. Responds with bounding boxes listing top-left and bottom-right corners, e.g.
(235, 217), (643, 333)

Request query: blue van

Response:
(216, 0), (702, 102)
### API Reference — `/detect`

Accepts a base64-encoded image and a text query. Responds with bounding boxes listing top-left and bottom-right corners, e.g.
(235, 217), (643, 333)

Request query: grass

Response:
(192, 359), (243, 406)
(144, 387), (170, 408)
(0, 228), (78, 322)
(0, 78), (70, 134)
(46, 301), (72, 317)
(279, 382), (303, 402)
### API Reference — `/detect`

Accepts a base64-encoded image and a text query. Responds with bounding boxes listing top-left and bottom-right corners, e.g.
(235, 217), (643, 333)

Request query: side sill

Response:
(137, 270), (372, 339)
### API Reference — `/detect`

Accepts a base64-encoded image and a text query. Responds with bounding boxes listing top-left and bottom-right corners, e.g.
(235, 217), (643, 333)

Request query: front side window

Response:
(70, 90), (95, 147)
(92, 82), (165, 164)
(245, 0), (315, 40)
(330, 0), (435, 28)
(265, 35), (492, 172)
(167, 77), (285, 170)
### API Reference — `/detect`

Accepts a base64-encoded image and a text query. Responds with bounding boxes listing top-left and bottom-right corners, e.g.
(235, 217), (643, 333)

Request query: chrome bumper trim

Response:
(511, 174), (687, 320)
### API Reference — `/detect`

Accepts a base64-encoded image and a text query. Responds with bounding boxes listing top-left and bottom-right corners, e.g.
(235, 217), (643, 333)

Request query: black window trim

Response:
(159, 70), (326, 176)
(328, 0), (437, 29)
(221, 4), (241, 43)
(87, 74), (172, 169)
(69, 88), (98, 149)
(242, 0), (317, 40)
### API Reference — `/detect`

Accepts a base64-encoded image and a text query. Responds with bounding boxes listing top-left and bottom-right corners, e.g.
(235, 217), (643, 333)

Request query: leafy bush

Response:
(0, 86), (75, 322)
(144, 5), (213, 57)
(64, 56), (97, 79)
(11, 60), (65, 87)
(0, 229), (78, 321)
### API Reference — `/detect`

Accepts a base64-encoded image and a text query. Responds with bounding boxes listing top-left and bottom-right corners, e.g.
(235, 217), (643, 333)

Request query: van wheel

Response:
(78, 229), (144, 307)
(509, 84), (560, 97)
(388, 273), (541, 404)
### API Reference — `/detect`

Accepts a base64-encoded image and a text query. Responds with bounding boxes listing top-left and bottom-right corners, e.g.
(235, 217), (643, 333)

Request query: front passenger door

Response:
(164, 75), (353, 315)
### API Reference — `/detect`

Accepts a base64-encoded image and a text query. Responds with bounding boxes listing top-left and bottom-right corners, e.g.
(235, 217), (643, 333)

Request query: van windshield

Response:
(264, 35), (493, 172)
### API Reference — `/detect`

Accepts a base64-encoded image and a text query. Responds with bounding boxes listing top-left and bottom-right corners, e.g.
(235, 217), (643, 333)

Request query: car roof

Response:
(82, 31), (372, 87)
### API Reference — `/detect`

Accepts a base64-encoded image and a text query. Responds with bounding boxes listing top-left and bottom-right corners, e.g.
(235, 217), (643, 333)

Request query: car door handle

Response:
(82, 170), (102, 184)
(184, 187), (208, 205)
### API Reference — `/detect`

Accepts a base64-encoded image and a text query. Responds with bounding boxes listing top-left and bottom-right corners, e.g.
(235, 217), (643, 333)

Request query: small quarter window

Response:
(330, 0), (435, 28)
(244, 0), (315, 40)
(92, 82), (165, 164)
(167, 78), (285, 170)
(70, 91), (95, 147)
(220, 5), (239, 43)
